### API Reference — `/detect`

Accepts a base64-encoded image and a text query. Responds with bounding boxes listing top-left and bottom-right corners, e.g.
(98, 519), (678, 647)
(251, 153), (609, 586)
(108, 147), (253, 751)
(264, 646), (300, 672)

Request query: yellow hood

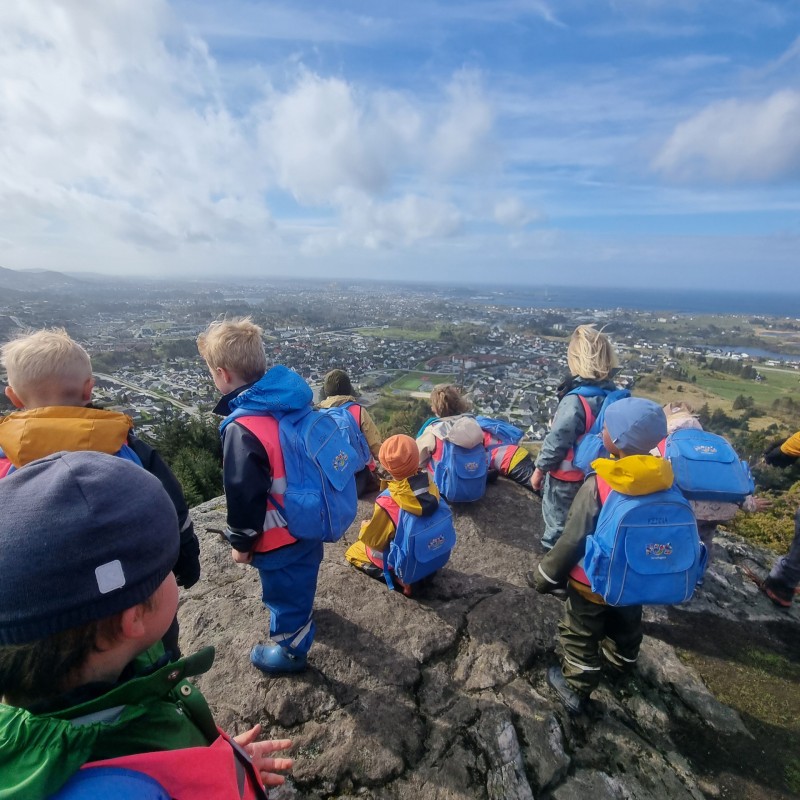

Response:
(592, 454), (674, 496)
(0, 407), (133, 468)
(388, 473), (441, 516)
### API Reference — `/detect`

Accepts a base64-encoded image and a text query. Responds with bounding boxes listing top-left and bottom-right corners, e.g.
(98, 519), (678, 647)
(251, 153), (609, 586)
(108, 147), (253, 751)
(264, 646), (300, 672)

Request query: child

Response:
(418, 383), (536, 491)
(345, 434), (453, 593)
(0, 451), (292, 799)
(532, 397), (669, 714)
(197, 318), (323, 675)
(762, 431), (800, 607)
(0, 328), (200, 657)
(531, 325), (619, 550)
(317, 368), (382, 496)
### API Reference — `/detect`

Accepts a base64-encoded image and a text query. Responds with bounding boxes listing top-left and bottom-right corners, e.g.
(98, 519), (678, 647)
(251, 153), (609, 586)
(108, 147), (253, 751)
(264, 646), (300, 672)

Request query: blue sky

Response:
(0, 1), (798, 291)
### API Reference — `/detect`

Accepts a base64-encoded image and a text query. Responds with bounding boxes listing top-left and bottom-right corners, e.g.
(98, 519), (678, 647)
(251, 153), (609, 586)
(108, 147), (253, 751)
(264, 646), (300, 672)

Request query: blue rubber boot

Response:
(250, 644), (308, 675)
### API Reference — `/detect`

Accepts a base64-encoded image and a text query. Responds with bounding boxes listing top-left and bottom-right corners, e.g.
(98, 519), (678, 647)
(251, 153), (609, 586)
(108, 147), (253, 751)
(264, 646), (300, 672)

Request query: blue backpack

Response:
(273, 407), (359, 543)
(571, 388), (631, 473)
(431, 440), (488, 503)
(320, 402), (371, 471)
(50, 767), (171, 800)
(475, 415), (524, 445)
(382, 494), (456, 589)
(664, 429), (754, 504)
(583, 480), (706, 606)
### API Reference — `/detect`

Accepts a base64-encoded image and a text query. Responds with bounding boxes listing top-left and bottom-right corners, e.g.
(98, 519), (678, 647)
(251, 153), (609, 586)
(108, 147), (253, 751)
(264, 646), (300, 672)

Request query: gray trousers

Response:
(769, 507), (800, 590)
(541, 474), (582, 550)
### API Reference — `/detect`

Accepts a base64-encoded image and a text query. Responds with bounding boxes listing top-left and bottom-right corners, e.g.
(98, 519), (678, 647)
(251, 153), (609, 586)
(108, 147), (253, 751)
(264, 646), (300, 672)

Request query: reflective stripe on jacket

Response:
(549, 396), (594, 482)
(231, 415), (298, 554)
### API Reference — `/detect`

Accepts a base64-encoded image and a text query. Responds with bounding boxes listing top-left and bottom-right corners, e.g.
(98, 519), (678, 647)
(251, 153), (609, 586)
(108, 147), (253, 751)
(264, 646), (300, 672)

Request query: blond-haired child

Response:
(197, 317), (323, 675)
(0, 328), (200, 656)
(531, 325), (620, 550)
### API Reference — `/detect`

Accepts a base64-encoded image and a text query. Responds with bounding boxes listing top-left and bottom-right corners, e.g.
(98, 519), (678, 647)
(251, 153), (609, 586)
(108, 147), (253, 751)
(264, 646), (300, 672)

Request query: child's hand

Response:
(531, 468), (545, 492)
(233, 724), (293, 787)
(231, 548), (253, 564)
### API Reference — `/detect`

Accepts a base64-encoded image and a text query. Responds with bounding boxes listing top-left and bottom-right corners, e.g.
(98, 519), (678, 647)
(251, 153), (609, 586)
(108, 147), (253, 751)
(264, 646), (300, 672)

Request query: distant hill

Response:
(0, 266), (83, 292)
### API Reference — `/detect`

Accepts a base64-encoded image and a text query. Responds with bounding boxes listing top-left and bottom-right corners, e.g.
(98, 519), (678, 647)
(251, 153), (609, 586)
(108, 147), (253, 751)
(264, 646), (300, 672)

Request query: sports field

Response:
(389, 370), (458, 392)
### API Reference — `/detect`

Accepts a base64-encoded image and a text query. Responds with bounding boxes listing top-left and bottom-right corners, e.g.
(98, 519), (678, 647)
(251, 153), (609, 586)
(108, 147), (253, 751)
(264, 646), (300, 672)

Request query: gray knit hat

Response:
(0, 451), (180, 645)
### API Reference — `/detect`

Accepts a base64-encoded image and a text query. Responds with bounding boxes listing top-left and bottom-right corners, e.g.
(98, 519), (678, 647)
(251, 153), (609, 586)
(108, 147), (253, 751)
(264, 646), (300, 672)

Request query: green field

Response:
(388, 370), (458, 392)
(686, 365), (800, 407)
(356, 326), (442, 341)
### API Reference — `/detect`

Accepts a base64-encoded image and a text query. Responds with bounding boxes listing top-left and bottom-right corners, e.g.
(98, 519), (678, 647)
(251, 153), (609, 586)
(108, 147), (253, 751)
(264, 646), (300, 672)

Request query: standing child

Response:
(0, 451), (292, 800)
(345, 435), (455, 595)
(531, 325), (619, 550)
(533, 398), (672, 713)
(0, 328), (200, 658)
(197, 318), (323, 675)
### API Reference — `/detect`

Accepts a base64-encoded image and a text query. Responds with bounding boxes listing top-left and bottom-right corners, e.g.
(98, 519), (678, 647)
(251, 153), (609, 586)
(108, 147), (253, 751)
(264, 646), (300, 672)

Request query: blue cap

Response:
(605, 397), (667, 455)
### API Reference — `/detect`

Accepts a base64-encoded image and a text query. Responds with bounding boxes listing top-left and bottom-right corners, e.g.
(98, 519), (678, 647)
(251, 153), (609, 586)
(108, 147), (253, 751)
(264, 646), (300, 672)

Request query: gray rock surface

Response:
(178, 481), (794, 799)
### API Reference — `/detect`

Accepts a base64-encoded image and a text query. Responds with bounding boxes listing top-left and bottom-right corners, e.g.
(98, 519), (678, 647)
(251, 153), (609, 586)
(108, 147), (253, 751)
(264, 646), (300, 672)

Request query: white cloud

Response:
(428, 71), (494, 176)
(653, 89), (800, 183)
(493, 197), (544, 227)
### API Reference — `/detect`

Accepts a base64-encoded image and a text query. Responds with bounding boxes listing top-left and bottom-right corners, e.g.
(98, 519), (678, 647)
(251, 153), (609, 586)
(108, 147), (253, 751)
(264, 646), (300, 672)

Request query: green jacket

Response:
(0, 645), (218, 800)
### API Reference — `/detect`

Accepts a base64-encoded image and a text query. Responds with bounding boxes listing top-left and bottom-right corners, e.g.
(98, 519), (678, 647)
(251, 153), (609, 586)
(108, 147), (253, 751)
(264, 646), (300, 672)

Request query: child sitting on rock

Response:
(317, 368), (382, 496)
(533, 398), (671, 714)
(345, 434), (455, 594)
(0, 451), (292, 799)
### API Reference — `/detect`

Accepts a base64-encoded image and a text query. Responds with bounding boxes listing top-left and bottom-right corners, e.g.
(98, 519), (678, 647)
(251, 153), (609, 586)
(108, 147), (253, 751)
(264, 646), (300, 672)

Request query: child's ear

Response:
(4, 386), (24, 409)
(82, 377), (95, 403)
(117, 603), (149, 643)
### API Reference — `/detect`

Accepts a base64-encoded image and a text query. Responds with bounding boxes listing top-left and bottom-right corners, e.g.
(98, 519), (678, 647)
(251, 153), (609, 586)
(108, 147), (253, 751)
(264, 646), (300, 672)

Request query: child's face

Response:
(602, 426), (621, 457)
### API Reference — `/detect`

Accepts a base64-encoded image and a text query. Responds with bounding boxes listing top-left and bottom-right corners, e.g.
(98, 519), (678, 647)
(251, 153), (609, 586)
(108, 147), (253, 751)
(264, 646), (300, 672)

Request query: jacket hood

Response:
(389, 472), (441, 517)
(318, 395), (356, 409)
(592, 454), (674, 496)
(229, 365), (313, 415)
(429, 415), (484, 449)
(0, 407), (133, 468)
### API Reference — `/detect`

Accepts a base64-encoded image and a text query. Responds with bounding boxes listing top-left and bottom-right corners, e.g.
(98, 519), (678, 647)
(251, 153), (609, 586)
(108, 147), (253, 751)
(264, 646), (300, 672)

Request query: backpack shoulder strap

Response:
(596, 476), (613, 504)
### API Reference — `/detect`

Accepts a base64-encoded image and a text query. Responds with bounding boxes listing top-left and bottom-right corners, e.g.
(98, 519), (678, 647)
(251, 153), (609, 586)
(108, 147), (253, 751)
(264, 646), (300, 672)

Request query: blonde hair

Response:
(1, 328), (92, 404)
(430, 384), (471, 418)
(196, 317), (266, 383)
(567, 325), (617, 381)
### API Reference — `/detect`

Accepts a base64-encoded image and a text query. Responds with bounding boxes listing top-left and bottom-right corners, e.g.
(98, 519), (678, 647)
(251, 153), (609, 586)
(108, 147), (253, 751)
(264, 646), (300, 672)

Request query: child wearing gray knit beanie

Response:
(0, 451), (293, 799)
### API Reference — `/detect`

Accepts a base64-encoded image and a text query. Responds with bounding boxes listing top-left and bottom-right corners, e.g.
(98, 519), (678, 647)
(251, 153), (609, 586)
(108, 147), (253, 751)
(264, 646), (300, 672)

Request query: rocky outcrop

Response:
(178, 481), (798, 799)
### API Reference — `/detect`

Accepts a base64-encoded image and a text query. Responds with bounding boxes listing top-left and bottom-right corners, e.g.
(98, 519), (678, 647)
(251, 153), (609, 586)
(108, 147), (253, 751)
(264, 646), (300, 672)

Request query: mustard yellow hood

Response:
(592, 454), (674, 496)
(0, 407), (133, 468)
(388, 473), (441, 515)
